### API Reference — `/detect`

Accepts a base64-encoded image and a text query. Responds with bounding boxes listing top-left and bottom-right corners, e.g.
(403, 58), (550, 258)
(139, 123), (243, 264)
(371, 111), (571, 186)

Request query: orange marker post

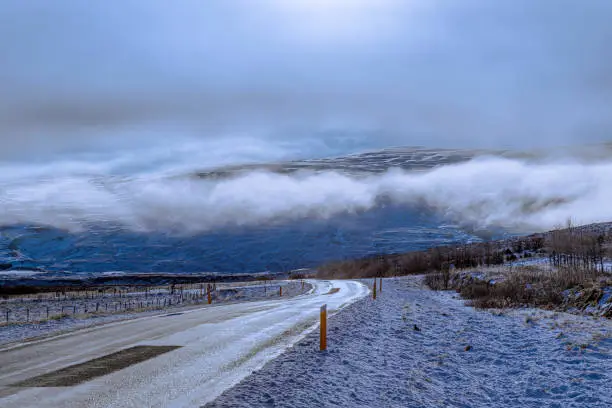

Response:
(373, 280), (377, 300)
(279, 286), (283, 297)
(207, 285), (212, 305)
(320, 304), (327, 351)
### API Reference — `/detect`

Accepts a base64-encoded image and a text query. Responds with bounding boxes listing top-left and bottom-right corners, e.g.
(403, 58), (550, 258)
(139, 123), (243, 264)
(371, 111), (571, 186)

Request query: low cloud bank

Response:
(1, 155), (609, 233)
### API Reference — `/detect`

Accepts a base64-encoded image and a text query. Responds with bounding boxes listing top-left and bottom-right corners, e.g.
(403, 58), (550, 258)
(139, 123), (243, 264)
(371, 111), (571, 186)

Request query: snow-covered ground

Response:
(208, 277), (612, 408)
(0, 280), (308, 347)
(507, 256), (551, 268)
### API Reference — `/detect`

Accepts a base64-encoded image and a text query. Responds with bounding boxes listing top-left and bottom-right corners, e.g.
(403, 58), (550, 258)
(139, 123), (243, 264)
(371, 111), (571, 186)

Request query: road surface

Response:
(0, 279), (368, 408)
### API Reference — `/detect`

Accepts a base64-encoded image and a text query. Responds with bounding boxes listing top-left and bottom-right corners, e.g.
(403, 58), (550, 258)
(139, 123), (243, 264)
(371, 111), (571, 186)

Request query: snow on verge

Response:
(207, 277), (612, 408)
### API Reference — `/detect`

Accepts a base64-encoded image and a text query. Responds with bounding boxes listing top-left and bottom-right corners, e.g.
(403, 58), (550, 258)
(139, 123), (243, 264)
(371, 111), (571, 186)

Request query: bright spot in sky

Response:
(269, 0), (405, 45)
(286, 0), (376, 12)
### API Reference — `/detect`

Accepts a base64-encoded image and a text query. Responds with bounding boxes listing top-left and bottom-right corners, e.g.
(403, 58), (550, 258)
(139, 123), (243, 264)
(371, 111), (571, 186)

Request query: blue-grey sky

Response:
(2, 0), (612, 160)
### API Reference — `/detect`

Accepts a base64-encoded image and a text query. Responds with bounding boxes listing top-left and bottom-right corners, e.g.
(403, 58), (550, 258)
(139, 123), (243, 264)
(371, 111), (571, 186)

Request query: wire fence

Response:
(1, 280), (303, 325)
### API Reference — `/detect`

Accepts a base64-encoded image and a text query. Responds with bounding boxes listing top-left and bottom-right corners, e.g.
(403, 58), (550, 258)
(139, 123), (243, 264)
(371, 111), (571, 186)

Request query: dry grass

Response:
(317, 221), (612, 281)
(317, 235), (547, 279)
(428, 265), (609, 310)
(288, 272), (315, 280)
(321, 221), (612, 314)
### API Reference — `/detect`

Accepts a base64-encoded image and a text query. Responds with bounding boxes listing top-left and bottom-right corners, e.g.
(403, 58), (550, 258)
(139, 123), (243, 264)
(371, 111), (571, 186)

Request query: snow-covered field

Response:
(208, 277), (612, 408)
(0, 280), (307, 347)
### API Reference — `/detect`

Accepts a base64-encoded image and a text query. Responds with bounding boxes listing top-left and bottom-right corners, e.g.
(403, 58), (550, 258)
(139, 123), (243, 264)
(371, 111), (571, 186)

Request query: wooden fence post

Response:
(373, 280), (377, 300)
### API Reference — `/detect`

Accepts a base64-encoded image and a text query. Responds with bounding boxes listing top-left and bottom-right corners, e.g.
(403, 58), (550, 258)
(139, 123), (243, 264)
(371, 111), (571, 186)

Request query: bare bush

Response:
(318, 221), (611, 281)
(423, 272), (447, 290)
(459, 265), (606, 309)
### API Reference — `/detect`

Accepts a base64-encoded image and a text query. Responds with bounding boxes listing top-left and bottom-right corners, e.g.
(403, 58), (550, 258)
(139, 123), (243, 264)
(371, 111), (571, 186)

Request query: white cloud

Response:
(1, 155), (610, 233)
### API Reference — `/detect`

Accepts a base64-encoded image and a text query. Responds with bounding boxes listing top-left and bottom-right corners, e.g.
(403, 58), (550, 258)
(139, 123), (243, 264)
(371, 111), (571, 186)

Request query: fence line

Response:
(1, 281), (302, 325)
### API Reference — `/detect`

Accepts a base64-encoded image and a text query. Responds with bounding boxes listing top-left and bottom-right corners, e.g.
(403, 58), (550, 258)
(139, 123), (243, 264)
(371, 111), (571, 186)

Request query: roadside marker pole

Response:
(373, 280), (377, 300)
(379, 277), (382, 293)
(207, 285), (212, 305)
(279, 286), (283, 297)
(320, 304), (327, 351)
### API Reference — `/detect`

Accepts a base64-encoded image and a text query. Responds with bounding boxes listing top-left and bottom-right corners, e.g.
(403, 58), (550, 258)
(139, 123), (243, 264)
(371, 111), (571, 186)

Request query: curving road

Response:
(0, 280), (368, 408)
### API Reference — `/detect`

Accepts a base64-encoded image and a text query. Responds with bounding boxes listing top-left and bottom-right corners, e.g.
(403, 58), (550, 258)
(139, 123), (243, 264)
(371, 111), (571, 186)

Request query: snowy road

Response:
(209, 277), (612, 408)
(0, 279), (368, 408)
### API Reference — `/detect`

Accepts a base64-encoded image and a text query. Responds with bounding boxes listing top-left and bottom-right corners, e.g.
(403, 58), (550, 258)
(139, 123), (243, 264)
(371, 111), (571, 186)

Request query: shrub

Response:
(424, 272), (448, 290)
(458, 265), (603, 310)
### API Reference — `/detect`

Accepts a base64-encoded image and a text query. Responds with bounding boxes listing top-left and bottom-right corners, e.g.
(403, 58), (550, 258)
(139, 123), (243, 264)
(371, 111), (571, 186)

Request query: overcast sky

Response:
(1, 0), (612, 161)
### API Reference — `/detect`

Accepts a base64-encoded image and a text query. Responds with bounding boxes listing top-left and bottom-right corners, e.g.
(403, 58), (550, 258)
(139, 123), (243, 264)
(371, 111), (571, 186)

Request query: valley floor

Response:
(208, 276), (612, 408)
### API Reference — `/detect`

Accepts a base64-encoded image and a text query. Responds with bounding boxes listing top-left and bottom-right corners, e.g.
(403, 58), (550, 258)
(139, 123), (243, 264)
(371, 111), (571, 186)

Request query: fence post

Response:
(320, 304), (327, 351)
(379, 277), (382, 293)
(46, 306), (49, 319)
(6, 309), (9, 323)
(26, 308), (30, 322)
(279, 286), (283, 297)
(373, 279), (377, 300)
